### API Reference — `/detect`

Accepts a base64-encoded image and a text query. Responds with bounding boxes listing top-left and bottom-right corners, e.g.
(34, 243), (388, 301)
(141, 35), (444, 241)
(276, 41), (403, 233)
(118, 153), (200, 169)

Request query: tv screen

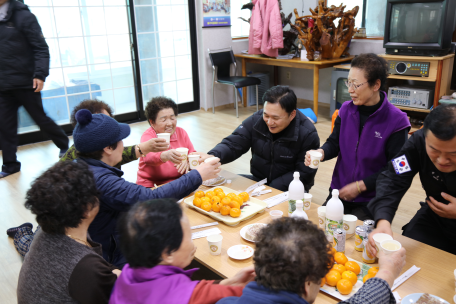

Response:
(389, 2), (444, 44)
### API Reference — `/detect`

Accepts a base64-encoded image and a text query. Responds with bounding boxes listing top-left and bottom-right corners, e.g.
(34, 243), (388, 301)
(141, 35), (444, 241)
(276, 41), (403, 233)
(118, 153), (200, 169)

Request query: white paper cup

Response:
(270, 210), (283, 220)
(157, 133), (171, 144)
(207, 234), (223, 255)
(188, 155), (200, 169)
(204, 156), (218, 164)
(176, 147), (189, 161)
(317, 206), (326, 229)
(380, 239), (401, 255)
(343, 214), (358, 235)
(309, 151), (323, 169)
(303, 193), (312, 210)
(373, 233), (393, 255)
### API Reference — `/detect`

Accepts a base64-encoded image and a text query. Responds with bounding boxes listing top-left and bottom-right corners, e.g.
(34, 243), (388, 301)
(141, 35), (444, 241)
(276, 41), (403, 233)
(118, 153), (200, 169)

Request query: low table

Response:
(185, 170), (455, 303)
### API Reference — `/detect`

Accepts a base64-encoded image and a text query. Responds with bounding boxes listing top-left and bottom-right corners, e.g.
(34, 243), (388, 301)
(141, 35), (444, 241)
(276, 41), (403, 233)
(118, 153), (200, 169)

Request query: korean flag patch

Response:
(392, 155), (411, 174)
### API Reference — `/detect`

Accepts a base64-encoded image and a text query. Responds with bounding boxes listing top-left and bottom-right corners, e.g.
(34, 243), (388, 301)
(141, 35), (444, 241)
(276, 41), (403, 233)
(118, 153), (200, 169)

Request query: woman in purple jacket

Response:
(305, 53), (410, 220)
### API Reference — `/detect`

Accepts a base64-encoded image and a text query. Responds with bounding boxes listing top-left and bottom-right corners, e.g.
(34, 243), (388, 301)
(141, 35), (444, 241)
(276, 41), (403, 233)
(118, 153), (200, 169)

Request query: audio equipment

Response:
(388, 60), (430, 77)
(388, 87), (433, 109)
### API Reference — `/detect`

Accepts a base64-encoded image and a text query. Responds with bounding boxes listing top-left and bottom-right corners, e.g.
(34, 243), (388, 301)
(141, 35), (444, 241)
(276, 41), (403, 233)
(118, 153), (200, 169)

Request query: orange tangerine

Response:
(216, 192), (226, 200)
(221, 197), (231, 206)
(367, 267), (379, 276)
(320, 277), (326, 287)
(212, 202), (222, 213)
(227, 193), (237, 199)
(325, 270), (341, 287)
(195, 191), (205, 198)
(239, 192), (249, 202)
(193, 198), (202, 208)
(201, 201), (212, 212)
(220, 205), (231, 216)
(210, 196), (221, 204)
(341, 271), (358, 285)
(363, 273), (375, 283)
(331, 264), (346, 275)
(229, 201), (240, 209)
(205, 191), (215, 199)
(214, 188), (223, 193)
(344, 261), (361, 275)
(329, 247), (337, 256)
(232, 195), (243, 205)
(230, 208), (241, 218)
(334, 252), (348, 265)
(201, 197), (210, 204)
(336, 279), (353, 295)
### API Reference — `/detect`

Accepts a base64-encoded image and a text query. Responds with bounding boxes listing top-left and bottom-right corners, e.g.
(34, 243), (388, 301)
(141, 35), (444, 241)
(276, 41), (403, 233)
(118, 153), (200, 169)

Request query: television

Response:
(383, 0), (456, 56)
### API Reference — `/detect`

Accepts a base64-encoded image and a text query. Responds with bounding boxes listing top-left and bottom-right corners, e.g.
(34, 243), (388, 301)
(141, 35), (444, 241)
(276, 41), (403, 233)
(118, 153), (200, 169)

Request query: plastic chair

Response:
(208, 47), (261, 118)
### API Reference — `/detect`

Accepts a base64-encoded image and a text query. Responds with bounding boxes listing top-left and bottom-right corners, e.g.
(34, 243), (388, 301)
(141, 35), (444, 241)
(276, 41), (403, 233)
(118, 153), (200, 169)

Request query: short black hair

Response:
(423, 104), (456, 140)
(24, 161), (99, 235)
(70, 99), (113, 127)
(145, 96), (178, 124)
(76, 142), (119, 160)
(351, 53), (389, 92)
(118, 199), (183, 268)
(254, 218), (333, 296)
(262, 85), (297, 114)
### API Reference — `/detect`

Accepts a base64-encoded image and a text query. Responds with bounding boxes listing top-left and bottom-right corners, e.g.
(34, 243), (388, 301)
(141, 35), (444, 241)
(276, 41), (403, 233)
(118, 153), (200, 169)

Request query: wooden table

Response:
(185, 170), (456, 303)
(234, 54), (354, 117)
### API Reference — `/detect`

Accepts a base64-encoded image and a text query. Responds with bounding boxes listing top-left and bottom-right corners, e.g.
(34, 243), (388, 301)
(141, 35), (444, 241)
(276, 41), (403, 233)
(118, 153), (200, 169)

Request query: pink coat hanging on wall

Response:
(248, 0), (283, 57)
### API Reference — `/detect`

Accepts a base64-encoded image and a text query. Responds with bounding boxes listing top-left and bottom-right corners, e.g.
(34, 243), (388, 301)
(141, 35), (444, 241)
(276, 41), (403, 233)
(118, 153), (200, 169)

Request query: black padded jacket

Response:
(208, 109), (320, 191)
(0, 0), (49, 91)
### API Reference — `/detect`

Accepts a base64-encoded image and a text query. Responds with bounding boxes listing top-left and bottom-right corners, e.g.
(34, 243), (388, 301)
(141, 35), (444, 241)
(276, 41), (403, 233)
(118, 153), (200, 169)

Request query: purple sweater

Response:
(109, 265), (199, 304)
(331, 93), (410, 203)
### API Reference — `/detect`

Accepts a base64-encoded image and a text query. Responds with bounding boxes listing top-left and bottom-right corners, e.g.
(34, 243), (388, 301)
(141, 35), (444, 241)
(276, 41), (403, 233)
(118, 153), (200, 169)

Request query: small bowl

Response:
(269, 210), (283, 220)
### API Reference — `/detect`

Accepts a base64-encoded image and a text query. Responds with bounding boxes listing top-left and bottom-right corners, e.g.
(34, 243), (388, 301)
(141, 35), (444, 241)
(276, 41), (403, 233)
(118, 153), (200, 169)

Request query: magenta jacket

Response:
(248, 0), (283, 57)
(109, 265), (199, 304)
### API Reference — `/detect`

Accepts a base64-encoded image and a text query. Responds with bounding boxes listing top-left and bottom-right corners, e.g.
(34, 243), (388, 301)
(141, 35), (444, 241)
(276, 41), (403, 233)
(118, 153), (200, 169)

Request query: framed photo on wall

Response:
(203, 0), (231, 27)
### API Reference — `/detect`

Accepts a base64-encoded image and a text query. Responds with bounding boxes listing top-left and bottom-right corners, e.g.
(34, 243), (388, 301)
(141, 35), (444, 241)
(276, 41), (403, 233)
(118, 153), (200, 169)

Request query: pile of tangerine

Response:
(193, 188), (249, 218)
(321, 248), (379, 295)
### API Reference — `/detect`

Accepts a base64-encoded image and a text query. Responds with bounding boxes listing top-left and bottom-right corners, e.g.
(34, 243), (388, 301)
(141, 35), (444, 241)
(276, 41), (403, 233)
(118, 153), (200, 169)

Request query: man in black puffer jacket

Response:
(204, 85), (320, 191)
(0, 0), (69, 178)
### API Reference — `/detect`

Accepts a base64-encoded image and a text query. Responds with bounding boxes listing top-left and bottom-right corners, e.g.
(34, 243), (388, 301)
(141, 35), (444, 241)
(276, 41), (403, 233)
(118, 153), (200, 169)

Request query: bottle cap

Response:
(296, 200), (303, 207)
(293, 172), (300, 178)
(332, 189), (339, 196)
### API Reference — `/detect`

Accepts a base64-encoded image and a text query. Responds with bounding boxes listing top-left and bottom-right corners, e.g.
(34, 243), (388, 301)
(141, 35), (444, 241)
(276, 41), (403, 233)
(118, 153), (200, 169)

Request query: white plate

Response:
(202, 176), (226, 187)
(227, 245), (254, 260)
(240, 223), (267, 242)
(401, 293), (449, 304)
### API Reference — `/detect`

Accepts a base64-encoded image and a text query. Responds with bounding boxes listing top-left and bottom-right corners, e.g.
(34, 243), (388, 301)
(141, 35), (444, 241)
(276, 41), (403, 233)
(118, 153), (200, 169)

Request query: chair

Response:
(208, 47), (261, 118)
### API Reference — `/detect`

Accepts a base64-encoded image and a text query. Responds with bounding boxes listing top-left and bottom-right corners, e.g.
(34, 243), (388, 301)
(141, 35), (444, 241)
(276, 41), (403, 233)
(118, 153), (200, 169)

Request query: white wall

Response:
(195, 0), (386, 109)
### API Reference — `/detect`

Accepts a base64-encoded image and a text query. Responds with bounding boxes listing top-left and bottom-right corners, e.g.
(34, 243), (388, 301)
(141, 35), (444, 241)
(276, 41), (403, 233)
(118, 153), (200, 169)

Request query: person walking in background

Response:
(0, 0), (69, 178)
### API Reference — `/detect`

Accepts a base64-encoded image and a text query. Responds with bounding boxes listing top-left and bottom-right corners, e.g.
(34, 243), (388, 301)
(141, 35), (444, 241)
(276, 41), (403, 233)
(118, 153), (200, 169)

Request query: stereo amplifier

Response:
(388, 60), (430, 77)
(387, 87), (433, 109)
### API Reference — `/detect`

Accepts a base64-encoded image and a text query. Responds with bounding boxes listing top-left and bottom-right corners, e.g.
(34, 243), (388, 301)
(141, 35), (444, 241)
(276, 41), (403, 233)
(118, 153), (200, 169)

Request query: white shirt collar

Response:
(0, 1), (10, 21)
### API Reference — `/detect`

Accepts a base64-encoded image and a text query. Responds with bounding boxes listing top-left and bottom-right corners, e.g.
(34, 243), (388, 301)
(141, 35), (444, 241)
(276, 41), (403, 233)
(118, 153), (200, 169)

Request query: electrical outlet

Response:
(286, 72), (291, 80)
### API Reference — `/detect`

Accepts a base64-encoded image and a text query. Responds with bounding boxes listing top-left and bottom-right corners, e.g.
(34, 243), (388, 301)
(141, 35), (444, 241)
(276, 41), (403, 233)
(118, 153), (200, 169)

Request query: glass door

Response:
(133, 0), (199, 112)
(19, 0), (137, 134)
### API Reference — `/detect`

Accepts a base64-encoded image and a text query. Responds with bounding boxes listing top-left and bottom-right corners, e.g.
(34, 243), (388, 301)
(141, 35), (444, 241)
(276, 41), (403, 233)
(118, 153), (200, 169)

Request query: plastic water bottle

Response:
(325, 189), (344, 241)
(288, 172), (305, 215)
(291, 200), (308, 219)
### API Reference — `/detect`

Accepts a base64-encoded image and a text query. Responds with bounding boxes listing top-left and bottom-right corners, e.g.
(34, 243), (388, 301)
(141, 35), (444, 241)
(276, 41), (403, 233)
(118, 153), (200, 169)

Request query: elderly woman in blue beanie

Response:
(72, 109), (221, 267)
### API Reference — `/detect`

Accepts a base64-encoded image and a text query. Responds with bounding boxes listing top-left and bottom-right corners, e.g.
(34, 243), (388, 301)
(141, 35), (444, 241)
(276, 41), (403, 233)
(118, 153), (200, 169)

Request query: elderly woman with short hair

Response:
(136, 96), (198, 187)
(17, 161), (119, 304)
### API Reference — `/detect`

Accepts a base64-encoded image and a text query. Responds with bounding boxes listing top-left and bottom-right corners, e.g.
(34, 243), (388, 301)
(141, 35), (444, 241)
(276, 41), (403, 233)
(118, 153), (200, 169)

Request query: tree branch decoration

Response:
(291, 0), (359, 60)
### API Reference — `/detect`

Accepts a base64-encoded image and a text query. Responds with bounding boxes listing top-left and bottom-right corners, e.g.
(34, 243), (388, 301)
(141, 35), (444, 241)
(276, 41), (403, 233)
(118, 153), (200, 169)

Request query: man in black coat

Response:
(0, 0), (69, 178)
(201, 85), (320, 191)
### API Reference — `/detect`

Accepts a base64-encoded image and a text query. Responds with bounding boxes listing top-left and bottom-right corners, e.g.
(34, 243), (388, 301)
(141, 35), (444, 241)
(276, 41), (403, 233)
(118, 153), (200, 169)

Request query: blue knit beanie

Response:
(73, 109), (131, 153)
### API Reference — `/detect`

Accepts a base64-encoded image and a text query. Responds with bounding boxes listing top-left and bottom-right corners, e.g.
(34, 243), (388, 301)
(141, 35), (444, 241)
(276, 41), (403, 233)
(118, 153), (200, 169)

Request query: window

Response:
(133, 0), (195, 107)
(327, 0), (387, 37)
(231, 0), (250, 38)
(22, 0), (136, 133)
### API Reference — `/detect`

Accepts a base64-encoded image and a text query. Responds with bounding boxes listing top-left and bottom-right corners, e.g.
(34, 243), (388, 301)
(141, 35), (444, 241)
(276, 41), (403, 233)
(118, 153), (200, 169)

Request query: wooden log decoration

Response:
(292, 0), (359, 60)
